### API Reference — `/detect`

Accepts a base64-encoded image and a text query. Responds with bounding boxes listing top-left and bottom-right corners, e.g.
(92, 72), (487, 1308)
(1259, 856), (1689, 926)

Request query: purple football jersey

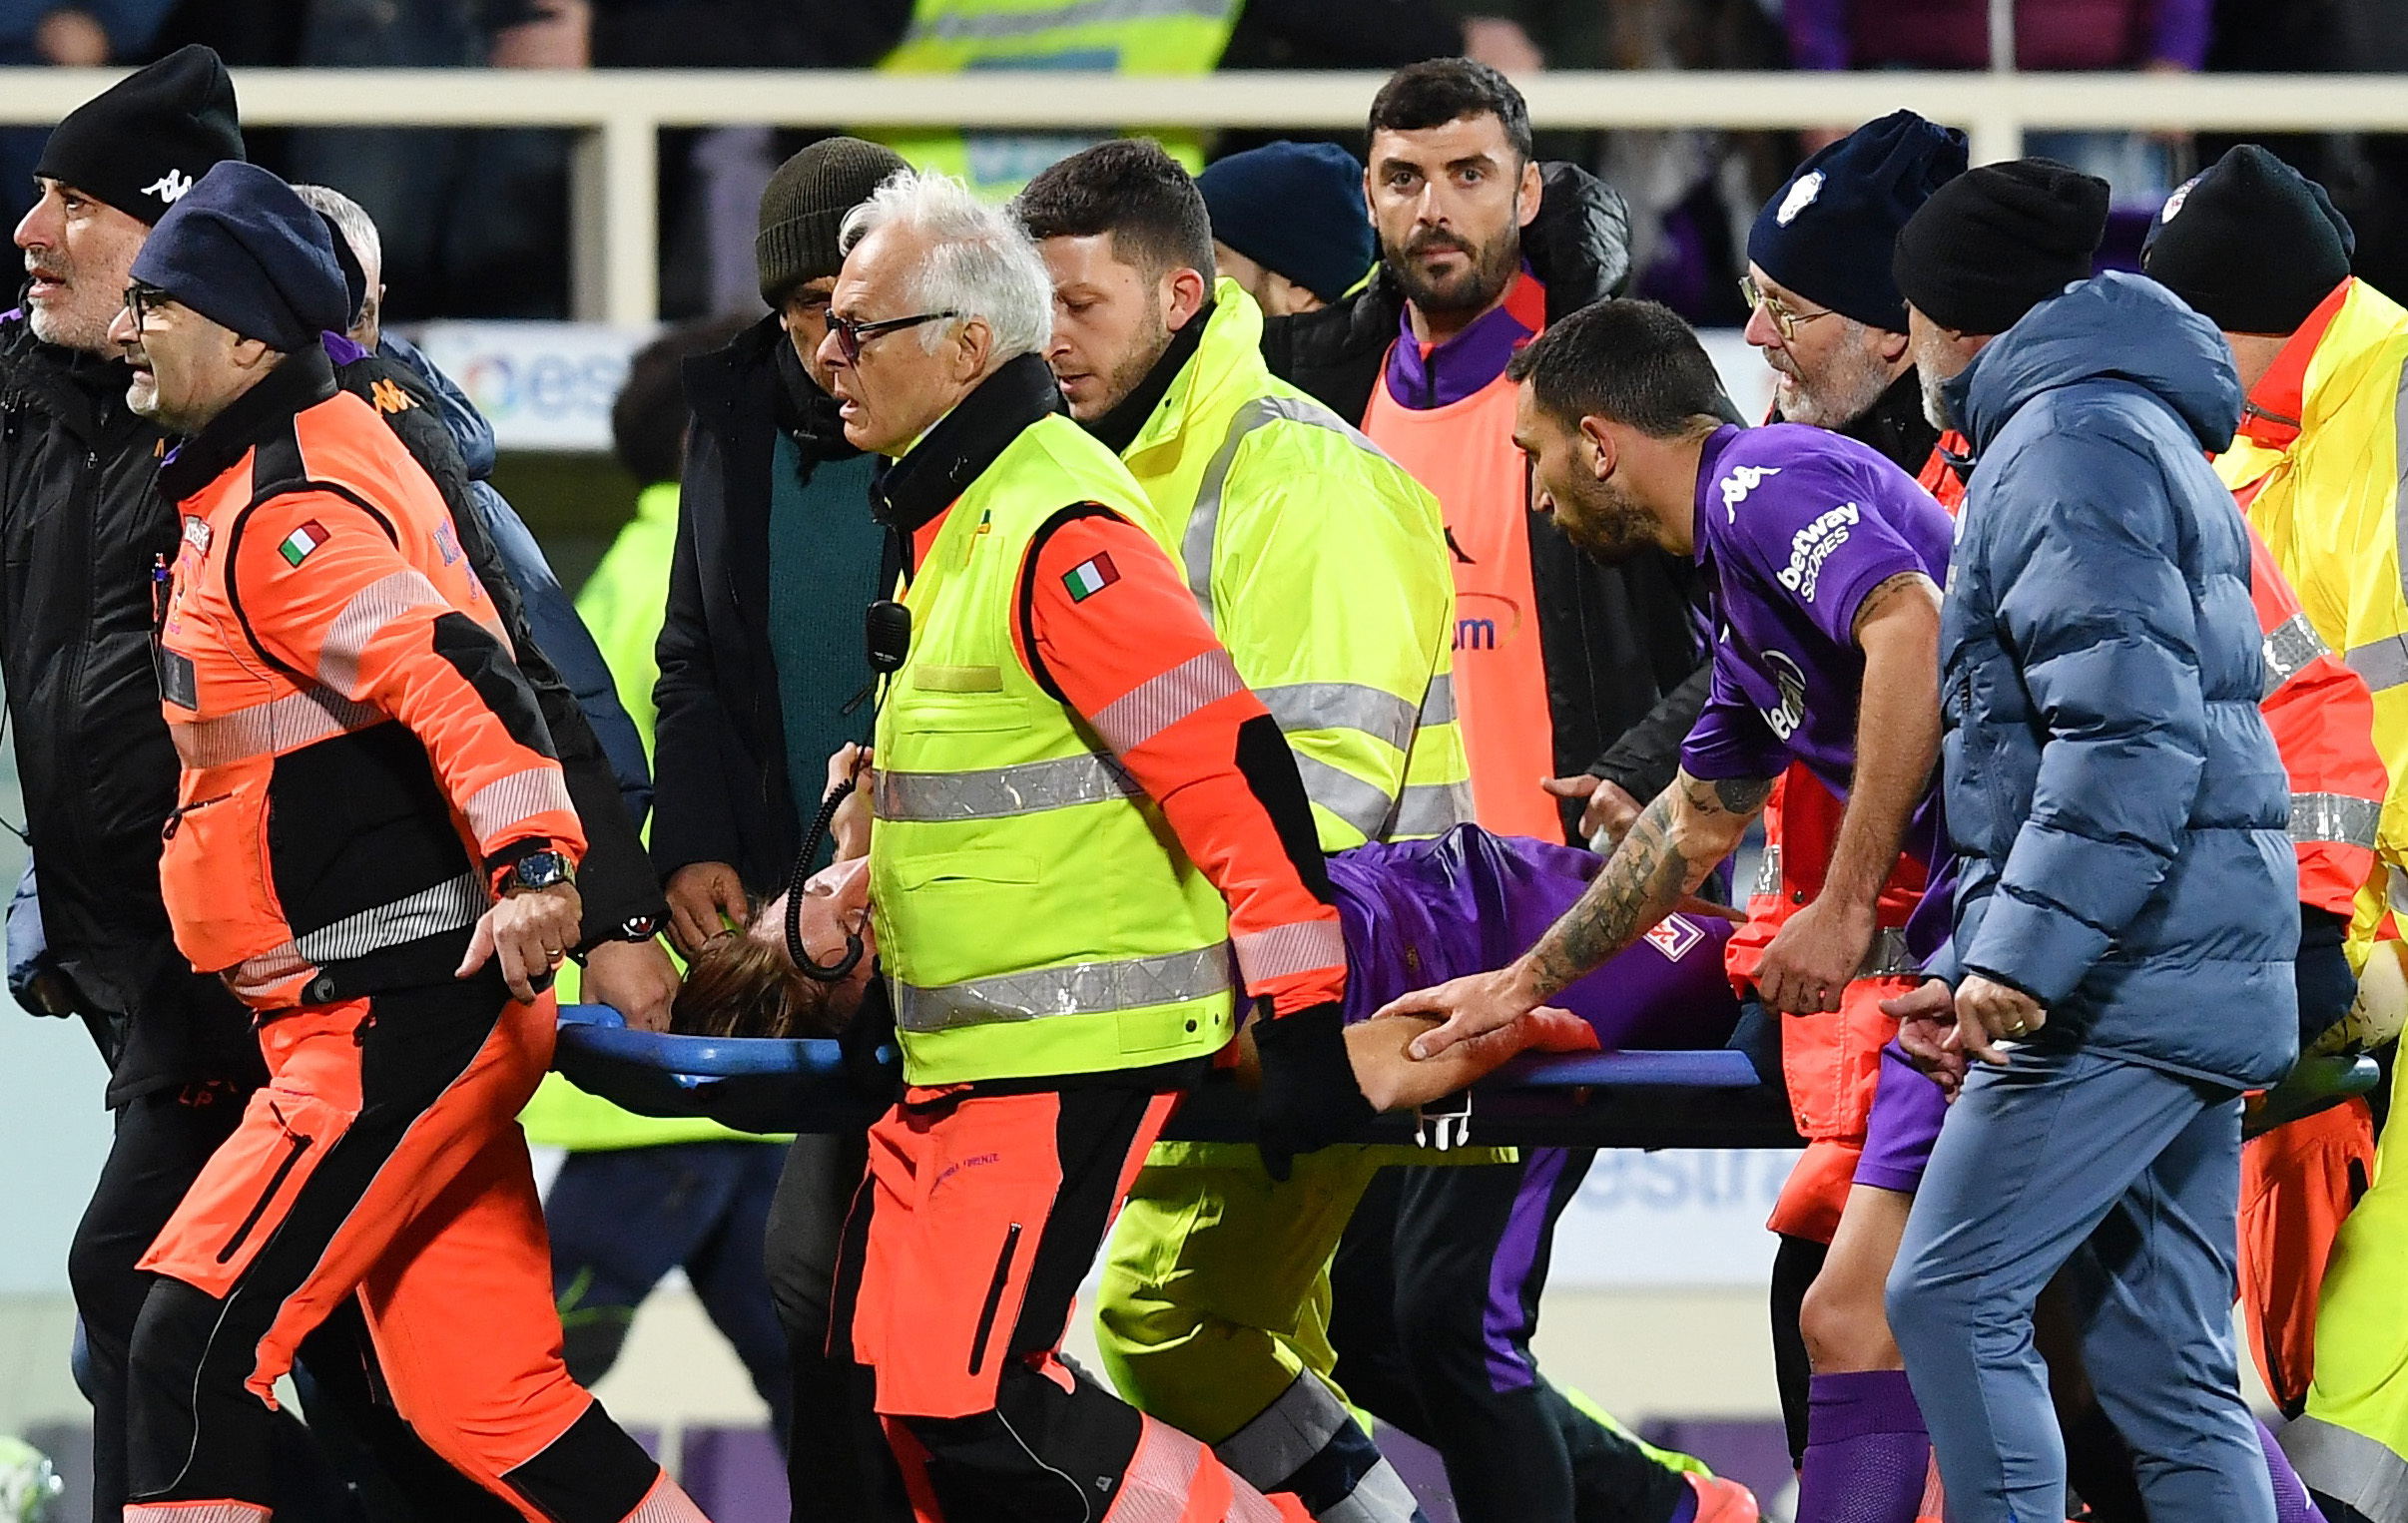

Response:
(1331, 826), (1739, 1049)
(1679, 423), (1953, 865)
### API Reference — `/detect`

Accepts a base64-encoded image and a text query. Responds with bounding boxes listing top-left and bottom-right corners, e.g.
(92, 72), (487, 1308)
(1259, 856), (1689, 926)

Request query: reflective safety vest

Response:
(1118, 283), (1472, 850)
(2214, 276), (2408, 960)
(869, 413), (1236, 1085)
(872, 0), (1240, 202)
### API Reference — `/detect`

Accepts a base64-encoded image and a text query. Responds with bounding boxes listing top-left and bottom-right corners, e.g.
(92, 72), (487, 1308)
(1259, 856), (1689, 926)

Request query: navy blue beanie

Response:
(1199, 142), (1373, 305)
(132, 162), (347, 352)
(1749, 111), (1968, 332)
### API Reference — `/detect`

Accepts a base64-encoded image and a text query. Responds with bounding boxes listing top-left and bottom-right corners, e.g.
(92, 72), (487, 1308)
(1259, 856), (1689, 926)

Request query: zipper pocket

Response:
(966, 1222), (1023, 1376)
(162, 792), (233, 841)
(218, 1111), (313, 1265)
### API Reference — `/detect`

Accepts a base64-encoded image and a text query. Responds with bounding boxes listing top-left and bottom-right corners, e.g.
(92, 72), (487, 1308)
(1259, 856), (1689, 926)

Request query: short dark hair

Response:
(611, 312), (753, 486)
(1367, 58), (1533, 166)
(1014, 139), (1215, 282)
(1506, 299), (1730, 439)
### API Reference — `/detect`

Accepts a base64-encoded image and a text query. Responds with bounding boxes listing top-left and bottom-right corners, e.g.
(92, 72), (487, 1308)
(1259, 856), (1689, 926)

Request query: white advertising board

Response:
(1546, 1147), (1803, 1288)
(408, 320), (654, 452)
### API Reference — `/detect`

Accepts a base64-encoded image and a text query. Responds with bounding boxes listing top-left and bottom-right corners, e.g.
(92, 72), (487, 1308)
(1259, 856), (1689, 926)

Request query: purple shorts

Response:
(1853, 1041), (1950, 1194)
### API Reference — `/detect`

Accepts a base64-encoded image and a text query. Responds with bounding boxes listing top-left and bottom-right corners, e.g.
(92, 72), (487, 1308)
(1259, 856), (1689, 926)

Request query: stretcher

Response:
(550, 1004), (1809, 1148)
(551, 1005), (2385, 1150)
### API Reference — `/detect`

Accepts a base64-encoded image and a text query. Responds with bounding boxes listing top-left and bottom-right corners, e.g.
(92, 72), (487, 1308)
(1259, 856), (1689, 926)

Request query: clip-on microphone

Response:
(784, 601), (910, 983)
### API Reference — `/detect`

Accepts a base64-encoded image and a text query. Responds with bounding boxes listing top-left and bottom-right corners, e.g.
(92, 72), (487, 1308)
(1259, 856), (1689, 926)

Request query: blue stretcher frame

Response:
(550, 1005), (1810, 1148)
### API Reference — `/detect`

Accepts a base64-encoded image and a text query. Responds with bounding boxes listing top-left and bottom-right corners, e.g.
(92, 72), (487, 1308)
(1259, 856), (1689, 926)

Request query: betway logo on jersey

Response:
(1719, 464), (1780, 521)
(1775, 502), (1859, 601)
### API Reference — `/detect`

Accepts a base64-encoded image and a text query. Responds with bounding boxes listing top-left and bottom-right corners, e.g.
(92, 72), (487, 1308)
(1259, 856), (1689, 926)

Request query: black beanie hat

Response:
(756, 137), (909, 307)
(1199, 142), (1375, 305)
(1748, 111), (1967, 331)
(2142, 146), (2355, 334)
(34, 45), (245, 226)
(1893, 159), (2109, 335)
(132, 163), (347, 352)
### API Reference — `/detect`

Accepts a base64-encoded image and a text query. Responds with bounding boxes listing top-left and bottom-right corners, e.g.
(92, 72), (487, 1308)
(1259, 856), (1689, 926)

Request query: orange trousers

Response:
(126, 976), (705, 1523)
(830, 1076), (1291, 1523)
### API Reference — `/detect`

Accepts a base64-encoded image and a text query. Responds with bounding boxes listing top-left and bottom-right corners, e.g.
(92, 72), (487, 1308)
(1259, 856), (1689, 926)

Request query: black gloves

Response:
(1254, 1001), (1375, 1181)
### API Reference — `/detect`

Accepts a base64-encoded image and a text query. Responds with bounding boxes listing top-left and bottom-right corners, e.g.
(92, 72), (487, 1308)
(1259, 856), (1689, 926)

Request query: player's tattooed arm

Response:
(1522, 767), (1773, 1000)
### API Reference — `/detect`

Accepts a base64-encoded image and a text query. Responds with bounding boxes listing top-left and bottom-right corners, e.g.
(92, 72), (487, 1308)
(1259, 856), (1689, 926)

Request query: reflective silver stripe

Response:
(1322, 1463), (1423, 1523)
(1752, 843), (1783, 898)
(1391, 778), (1476, 838)
(2347, 633), (2408, 694)
(1258, 683), (1420, 755)
(872, 754), (1139, 822)
(1233, 919), (1346, 983)
(170, 687), (381, 767)
(1181, 393), (1396, 627)
(2262, 612), (2332, 698)
(2292, 791), (2383, 849)
(1215, 1372), (1350, 1492)
(318, 568), (445, 697)
(906, 0), (1234, 45)
(1418, 672), (1457, 728)
(1855, 925), (1915, 980)
(2282, 1414), (2408, 1523)
(891, 944), (1233, 1033)
(463, 766), (574, 842)
(1092, 649), (1245, 756)
(228, 871), (488, 998)
(1294, 753), (1398, 839)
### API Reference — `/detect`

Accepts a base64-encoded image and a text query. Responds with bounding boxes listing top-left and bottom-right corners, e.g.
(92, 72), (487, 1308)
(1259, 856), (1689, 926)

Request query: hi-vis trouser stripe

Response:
(1214, 1371), (1423, 1523)
(2283, 1416), (2408, 1523)
(891, 945), (1235, 1033)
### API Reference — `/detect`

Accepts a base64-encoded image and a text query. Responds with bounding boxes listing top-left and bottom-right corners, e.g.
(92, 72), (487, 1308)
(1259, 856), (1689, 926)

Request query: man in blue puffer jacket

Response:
(1883, 161), (2299, 1523)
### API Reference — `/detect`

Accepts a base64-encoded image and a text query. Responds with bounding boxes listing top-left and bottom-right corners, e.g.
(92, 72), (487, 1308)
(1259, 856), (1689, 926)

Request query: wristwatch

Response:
(496, 848), (576, 896)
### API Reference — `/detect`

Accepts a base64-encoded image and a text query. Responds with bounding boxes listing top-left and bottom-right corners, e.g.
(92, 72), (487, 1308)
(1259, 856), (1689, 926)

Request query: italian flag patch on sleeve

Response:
(1062, 552), (1121, 603)
(279, 520), (328, 567)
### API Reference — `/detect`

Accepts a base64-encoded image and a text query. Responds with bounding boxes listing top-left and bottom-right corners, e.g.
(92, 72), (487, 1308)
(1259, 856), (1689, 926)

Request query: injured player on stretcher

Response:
(672, 747), (1744, 1111)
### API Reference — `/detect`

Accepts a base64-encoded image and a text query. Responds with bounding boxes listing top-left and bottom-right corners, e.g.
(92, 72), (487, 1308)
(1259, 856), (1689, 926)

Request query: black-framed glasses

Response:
(121, 279), (172, 330)
(1738, 273), (1837, 344)
(827, 309), (958, 363)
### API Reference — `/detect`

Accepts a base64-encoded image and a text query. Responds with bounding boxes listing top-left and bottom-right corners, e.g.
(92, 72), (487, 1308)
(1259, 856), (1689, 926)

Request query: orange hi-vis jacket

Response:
(153, 346), (584, 1010)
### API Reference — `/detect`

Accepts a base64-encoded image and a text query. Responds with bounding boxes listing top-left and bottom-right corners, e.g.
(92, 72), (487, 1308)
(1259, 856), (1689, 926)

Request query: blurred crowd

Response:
(11, 0), (2408, 324)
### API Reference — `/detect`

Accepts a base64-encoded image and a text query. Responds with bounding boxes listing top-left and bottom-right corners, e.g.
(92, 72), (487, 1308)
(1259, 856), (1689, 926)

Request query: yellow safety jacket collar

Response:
(870, 352), (1064, 538)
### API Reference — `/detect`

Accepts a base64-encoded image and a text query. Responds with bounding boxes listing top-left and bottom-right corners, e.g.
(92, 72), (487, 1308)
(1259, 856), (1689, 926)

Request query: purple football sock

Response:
(2259, 1417), (2327, 1523)
(1796, 1370), (1929, 1523)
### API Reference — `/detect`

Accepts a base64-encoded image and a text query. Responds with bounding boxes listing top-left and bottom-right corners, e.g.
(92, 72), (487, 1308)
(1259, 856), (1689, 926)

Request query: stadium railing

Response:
(6, 67), (2408, 325)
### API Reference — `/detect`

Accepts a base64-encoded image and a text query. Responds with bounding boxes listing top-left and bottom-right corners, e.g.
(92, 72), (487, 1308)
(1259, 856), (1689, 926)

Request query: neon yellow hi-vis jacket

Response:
(870, 0), (1240, 201)
(1118, 282), (1472, 852)
(2217, 276), (2408, 960)
(519, 481), (774, 1151)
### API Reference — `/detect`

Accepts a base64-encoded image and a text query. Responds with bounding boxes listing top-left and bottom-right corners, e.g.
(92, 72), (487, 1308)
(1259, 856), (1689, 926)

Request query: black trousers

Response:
(1331, 1155), (1687, 1523)
(71, 1081), (516, 1523)
(764, 1127), (911, 1522)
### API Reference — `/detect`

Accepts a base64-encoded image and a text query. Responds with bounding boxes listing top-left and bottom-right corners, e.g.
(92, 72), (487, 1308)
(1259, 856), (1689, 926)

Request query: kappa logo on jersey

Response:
(1644, 914), (1705, 961)
(142, 169), (194, 206)
(1776, 502), (1860, 600)
(1775, 171), (1824, 227)
(1720, 465), (1781, 521)
(1759, 648), (1809, 742)
(368, 378), (416, 415)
